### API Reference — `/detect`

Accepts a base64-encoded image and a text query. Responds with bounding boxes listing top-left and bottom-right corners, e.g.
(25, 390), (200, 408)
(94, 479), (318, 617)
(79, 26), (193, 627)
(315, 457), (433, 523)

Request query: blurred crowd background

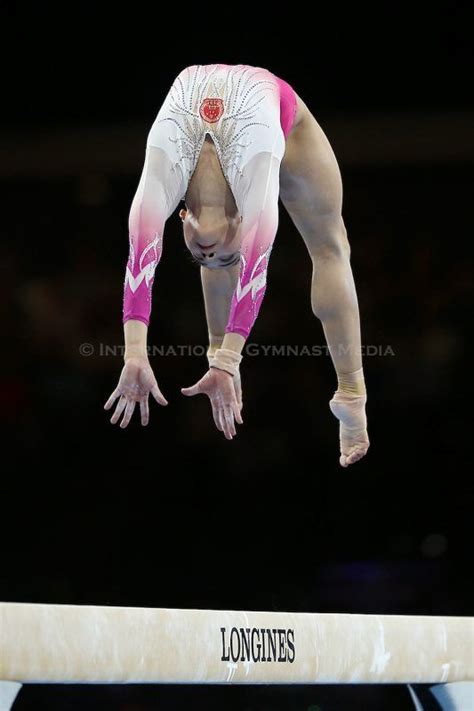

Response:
(1, 4), (472, 710)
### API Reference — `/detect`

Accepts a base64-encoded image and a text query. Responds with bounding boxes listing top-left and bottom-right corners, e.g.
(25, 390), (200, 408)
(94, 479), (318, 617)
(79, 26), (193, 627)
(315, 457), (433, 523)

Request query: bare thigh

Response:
(280, 93), (346, 255)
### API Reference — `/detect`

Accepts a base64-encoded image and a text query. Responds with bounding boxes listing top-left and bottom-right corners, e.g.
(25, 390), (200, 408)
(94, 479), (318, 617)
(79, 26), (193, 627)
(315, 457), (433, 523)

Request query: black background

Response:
(1, 3), (472, 709)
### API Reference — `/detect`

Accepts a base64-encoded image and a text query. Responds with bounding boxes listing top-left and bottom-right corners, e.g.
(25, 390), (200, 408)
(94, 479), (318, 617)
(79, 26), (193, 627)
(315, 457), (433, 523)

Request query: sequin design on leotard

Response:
(123, 64), (286, 335)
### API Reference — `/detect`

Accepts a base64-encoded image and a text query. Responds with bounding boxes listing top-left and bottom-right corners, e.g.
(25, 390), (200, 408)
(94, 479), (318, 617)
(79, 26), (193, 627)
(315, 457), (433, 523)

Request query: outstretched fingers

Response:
(151, 384), (168, 406)
(120, 399), (136, 428)
(211, 403), (224, 432)
(104, 388), (121, 411)
(233, 376), (243, 412)
(182, 370), (244, 440)
(223, 406), (236, 439)
(140, 398), (150, 426)
(110, 395), (127, 425)
(217, 408), (228, 436)
(106, 357), (168, 428)
(231, 400), (243, 425)
(180, 382), (202, 398)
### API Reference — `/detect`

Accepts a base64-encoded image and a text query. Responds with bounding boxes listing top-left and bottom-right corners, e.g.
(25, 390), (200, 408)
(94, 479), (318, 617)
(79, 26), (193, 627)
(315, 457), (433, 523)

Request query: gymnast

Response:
(104, 63), (369, 467)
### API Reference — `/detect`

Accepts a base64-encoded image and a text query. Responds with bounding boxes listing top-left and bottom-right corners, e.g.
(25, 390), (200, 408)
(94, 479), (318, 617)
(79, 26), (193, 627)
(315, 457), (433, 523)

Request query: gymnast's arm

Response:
(104, 145), (174, 428)
(182, 152), (280, 438)
(200, 261), (243, 410)
(218, 150), (280, 356)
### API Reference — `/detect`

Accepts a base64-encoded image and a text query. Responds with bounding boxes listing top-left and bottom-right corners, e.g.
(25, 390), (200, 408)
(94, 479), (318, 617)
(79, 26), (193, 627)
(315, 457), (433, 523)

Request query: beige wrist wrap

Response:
(337, 367), (366, 396)
(206, 344), (220, 367)
(209, 348), (243, 377)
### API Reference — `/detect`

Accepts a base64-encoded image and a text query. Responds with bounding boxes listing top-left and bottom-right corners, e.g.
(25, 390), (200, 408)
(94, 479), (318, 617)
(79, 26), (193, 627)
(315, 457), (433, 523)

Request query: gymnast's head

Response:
(180, 205), (242, 269)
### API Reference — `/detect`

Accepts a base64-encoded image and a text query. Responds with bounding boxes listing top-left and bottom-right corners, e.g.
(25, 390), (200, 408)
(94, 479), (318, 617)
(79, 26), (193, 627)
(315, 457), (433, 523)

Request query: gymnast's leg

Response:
(280, 96), (369, 467)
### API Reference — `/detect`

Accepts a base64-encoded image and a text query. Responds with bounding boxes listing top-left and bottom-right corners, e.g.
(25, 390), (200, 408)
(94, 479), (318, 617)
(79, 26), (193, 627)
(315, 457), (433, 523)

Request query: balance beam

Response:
(0, 603), (472, 685)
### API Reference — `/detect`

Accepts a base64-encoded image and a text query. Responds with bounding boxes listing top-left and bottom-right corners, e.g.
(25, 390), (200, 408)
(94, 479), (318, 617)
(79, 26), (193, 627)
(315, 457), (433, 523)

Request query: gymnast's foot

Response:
(329, 392), (369, 467)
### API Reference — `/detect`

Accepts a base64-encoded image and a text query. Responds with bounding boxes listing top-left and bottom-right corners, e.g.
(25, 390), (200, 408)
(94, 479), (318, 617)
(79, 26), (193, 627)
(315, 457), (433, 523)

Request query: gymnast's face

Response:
(180, 207), (242, 269)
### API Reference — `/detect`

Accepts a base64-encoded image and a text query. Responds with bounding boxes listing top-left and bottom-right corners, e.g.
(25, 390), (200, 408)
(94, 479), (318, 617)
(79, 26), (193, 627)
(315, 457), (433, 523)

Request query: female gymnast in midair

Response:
(104, 64), (369, 467)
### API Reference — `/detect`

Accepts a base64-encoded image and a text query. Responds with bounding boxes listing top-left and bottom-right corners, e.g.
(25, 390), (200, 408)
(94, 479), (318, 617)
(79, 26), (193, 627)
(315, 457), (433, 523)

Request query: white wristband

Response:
(209, 348), (242, 377)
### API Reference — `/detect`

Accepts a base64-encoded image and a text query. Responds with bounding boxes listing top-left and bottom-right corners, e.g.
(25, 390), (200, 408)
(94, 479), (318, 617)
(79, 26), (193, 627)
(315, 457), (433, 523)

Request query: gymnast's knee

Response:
(308, 215), (351, 262)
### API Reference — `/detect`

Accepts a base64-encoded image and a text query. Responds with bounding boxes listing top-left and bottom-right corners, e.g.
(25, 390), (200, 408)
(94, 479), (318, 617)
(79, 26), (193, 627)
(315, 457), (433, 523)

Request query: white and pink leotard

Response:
(123, 63), (297, 339)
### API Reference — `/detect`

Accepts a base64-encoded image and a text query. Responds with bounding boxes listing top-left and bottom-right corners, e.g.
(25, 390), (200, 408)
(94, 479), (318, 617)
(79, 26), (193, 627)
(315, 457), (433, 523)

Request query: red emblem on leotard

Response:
(199, 98), (224, 123)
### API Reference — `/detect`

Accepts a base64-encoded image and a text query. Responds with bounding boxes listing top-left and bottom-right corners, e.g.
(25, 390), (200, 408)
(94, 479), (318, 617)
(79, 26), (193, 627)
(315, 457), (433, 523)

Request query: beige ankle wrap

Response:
(337, 367), (366, 396)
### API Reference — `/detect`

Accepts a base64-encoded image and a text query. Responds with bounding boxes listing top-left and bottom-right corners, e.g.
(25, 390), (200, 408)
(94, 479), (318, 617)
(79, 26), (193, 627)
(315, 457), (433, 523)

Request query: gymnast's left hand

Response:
(181, 368), (243, 440)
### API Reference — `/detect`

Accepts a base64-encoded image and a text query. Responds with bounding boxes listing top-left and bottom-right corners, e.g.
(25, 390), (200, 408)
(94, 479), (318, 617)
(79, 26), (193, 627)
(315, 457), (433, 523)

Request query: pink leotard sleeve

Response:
(225, 151), (281, 339)
(122, 145), (182, 325)
(123, 64), (287, 334)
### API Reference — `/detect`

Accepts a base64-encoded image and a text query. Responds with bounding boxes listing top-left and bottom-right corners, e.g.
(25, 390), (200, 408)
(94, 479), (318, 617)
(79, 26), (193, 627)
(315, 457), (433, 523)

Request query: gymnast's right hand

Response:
(104, 356), (168, 428)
